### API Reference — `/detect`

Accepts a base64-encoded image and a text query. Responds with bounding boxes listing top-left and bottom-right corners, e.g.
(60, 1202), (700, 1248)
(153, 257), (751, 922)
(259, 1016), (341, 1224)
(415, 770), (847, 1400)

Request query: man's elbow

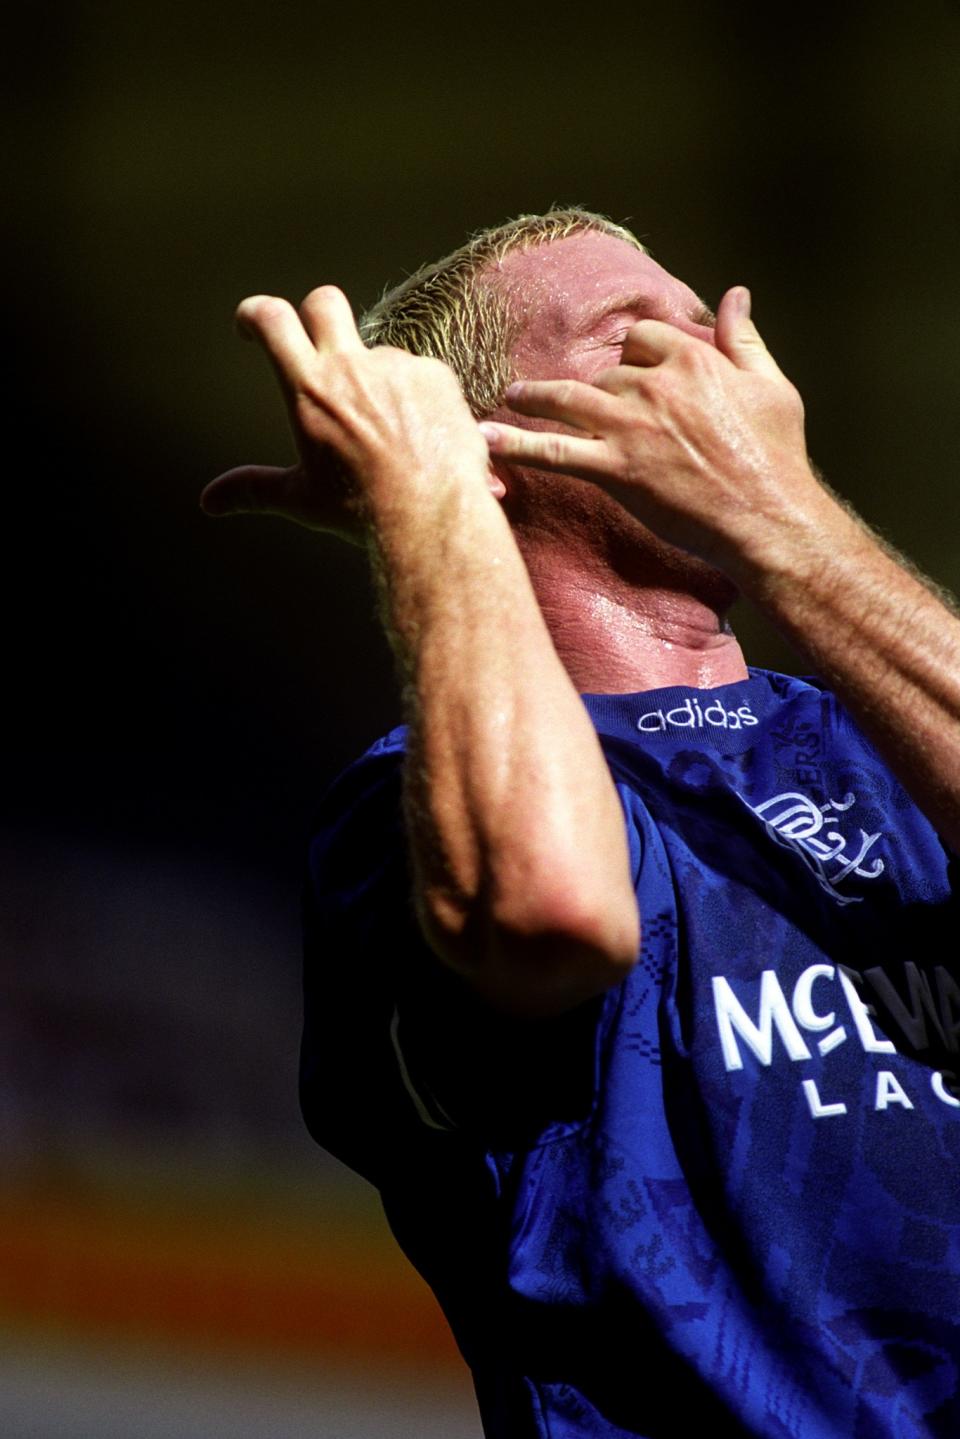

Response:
(418, 875), (640, 1018)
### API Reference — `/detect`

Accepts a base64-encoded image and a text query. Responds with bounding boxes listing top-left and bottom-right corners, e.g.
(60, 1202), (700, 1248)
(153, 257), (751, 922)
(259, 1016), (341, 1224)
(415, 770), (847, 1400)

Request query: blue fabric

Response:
(301, 669), (960, 1437)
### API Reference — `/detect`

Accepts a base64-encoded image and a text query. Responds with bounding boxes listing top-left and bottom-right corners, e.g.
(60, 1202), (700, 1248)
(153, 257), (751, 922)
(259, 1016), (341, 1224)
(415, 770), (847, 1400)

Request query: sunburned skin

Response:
(475, 231), (960, 855)
(481, 230), (749, 693)
(205, 213), (960, 1028)
(493, 233), (717, 383)
(526, 569), (746, 693)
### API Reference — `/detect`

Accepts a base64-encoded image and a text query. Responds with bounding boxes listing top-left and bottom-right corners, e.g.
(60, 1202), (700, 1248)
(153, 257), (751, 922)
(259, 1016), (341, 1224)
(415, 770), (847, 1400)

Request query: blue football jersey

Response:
(301, 670), (960, 1437)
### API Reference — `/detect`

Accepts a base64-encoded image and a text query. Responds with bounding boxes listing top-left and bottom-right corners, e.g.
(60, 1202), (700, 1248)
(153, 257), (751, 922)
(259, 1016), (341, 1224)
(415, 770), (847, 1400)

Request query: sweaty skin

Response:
(202, 283), (640, 1016)
(481, 233), (960, 854)
(203, 232), (960, 1013)
(481, 232), (750, 694)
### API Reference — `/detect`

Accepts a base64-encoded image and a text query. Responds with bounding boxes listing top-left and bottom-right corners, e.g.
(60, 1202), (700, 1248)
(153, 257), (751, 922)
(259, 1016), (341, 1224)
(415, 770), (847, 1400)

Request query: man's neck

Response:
(527, 565), (749, 695)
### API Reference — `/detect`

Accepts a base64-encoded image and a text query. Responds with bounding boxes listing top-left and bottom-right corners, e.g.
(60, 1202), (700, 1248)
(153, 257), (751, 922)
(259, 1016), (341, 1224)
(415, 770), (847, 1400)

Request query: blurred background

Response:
(4, 0), (960, 1433)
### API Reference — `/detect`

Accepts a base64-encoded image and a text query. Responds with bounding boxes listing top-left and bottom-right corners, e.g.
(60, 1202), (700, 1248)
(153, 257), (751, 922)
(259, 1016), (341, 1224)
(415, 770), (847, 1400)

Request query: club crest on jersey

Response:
(745, 789), (884, 904)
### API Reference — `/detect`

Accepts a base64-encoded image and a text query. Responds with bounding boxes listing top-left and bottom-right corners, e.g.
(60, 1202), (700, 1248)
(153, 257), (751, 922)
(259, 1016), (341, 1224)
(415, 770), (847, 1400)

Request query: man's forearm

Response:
(202, 288), (639, 1014)
(481, 288), (960, 850)
(733, 486), (960, 851)
(365, 463), (639, 1015)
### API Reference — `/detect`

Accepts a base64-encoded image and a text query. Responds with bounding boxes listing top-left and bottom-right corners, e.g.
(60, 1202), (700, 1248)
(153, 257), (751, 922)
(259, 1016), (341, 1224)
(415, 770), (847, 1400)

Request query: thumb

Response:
(200, 464), (299, 517)
(714, 286), (782, 377)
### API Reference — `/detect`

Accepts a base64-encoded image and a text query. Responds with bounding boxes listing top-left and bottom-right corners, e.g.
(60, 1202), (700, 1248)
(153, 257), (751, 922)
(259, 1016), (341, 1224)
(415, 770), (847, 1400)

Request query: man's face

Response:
(482, 229), (732, 605)
(492, 229), (716, 390)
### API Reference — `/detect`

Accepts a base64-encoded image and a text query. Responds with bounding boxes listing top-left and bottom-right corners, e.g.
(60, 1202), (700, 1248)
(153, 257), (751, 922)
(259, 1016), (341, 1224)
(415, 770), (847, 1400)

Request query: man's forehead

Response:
(490, 230), (695, 334)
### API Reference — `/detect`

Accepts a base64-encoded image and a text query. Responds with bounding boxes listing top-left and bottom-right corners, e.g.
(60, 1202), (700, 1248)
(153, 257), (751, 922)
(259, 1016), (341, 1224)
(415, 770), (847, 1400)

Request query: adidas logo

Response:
(636, 698), (759, 733)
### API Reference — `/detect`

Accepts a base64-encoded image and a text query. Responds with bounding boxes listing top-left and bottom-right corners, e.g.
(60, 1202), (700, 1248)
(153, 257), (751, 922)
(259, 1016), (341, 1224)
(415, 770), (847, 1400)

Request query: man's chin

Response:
(643, 533), (740, 610)
(503, 469), (740, 613)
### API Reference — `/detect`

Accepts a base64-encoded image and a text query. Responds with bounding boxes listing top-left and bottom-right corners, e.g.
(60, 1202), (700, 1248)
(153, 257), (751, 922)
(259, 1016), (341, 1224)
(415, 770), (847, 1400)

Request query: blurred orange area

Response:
(0, 1182), (461, 1372)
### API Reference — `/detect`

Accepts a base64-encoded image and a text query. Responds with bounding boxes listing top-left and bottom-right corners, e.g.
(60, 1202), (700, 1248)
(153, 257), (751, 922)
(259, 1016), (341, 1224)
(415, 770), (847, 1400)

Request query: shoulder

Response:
(301, 723), (612, 1158)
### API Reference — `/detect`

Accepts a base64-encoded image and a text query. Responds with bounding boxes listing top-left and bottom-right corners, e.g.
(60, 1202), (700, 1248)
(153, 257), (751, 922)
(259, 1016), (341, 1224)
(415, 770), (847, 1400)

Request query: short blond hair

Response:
(359, 208), (646, 416)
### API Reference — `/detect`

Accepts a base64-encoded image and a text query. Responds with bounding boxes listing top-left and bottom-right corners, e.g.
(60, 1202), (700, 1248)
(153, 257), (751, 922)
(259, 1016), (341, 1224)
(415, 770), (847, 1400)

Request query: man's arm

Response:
(728, 486), (960, 854)
(202, 286), (639, 1015)
(480, 287), (960, 853)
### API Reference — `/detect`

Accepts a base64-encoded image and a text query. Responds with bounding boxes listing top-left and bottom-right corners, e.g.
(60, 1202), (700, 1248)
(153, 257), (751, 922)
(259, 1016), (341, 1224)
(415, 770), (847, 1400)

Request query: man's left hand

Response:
(480, 287), (830, 576)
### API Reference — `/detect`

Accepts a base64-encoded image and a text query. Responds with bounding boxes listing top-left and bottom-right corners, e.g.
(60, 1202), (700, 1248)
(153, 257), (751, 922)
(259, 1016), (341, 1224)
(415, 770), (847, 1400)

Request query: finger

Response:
(619, 319), (690, 367)
(504, 377), (622, 433)
(714, 286), (782, 377)
(200, 463), (302, 518)
(299, 285), (365, 354)
(479, 421), (611, 478)
(234, 296), (316, 387)
(591, 364), (652, 398)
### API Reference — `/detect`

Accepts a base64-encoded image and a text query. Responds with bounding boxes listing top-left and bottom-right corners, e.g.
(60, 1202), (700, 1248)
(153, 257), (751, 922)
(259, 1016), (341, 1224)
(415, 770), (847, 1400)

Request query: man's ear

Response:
(487, 458), (509, 500)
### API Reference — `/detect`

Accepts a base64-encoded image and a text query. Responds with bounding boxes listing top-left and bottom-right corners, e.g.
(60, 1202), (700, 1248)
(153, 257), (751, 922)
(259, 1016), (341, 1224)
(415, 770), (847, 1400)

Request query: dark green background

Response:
(9, 0), (960, 880)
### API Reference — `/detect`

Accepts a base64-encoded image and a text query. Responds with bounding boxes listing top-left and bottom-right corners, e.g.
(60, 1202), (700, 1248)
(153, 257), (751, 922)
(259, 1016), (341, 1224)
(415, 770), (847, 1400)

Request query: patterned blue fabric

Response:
(301, 669), (960, 1437)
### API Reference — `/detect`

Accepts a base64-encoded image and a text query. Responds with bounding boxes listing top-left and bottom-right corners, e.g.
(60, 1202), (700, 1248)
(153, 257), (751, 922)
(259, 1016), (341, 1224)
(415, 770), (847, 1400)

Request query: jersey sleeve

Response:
(300, 739), (626, 1175)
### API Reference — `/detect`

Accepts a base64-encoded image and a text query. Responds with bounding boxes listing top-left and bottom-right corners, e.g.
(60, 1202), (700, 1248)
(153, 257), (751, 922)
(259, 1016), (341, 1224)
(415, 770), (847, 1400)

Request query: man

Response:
(202, 210), (960, 1436)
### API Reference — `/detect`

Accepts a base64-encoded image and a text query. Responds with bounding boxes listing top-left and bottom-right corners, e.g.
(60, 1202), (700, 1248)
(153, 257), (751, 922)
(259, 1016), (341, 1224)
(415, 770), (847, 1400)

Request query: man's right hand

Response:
(200, 285), (496, 543)
(204, 283), (639, 1017)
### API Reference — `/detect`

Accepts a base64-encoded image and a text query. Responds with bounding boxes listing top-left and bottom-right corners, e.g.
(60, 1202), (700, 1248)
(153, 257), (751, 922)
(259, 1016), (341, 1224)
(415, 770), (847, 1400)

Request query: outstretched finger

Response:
(299, 286), (364, 354)
(235, 296), (316, 388)
(200, 463), (302, 518)
(479, 421), (611, 478)
(504, 377), (621, 433)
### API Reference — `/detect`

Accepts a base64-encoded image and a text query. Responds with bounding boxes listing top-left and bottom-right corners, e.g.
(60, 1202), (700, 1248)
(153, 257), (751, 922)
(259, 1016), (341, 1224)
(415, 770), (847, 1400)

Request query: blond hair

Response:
(359, 208), (646, 417)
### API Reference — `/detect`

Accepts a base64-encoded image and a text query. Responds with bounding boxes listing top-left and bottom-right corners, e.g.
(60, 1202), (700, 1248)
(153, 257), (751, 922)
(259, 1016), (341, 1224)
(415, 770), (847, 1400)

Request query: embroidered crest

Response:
(745, 790), (884, 904)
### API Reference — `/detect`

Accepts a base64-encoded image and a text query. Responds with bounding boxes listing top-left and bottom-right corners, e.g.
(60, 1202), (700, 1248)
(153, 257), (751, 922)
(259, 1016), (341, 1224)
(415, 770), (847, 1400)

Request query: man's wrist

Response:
(715, 466), (856, 594)
(354, 453), (492, 530)
(362, 459), (522, 652)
